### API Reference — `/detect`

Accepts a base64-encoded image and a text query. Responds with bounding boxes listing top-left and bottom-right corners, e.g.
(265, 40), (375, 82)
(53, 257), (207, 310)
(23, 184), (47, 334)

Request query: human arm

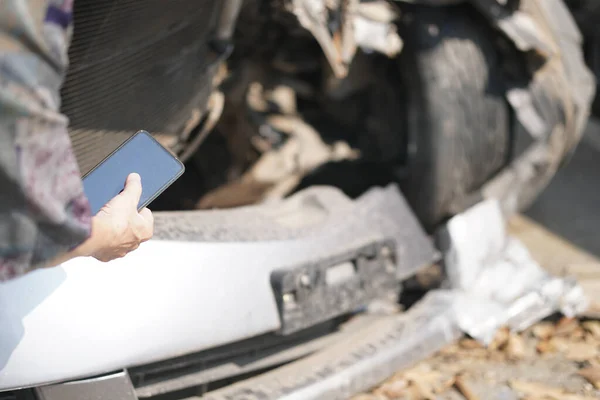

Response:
(0, 1), (153, 280)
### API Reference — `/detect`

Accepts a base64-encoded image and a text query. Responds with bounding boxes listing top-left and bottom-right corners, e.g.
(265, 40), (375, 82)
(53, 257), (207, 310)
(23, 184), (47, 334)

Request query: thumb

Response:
(121, 173), (143, 208)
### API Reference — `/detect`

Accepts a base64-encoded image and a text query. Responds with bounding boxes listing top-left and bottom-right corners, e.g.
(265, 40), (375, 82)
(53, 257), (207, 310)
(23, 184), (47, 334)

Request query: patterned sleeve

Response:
(0, 0), (92, 281)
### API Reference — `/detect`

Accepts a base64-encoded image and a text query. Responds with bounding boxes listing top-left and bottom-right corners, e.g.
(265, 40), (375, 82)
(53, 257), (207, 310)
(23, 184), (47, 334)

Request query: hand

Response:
(78, 173), (154, 262)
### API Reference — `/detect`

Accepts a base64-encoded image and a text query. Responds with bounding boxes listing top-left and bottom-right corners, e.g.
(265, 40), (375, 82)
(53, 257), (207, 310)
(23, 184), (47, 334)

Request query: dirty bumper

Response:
(0, 184), (436, 391)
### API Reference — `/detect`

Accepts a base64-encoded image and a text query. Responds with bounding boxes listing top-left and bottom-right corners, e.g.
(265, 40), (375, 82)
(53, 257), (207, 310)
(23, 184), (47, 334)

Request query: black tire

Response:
(397, 5), (510, 229)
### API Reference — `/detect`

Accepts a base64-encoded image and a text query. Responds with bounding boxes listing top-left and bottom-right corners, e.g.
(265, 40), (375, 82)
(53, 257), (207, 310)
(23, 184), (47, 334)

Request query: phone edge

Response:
(136, 131), (186, 211)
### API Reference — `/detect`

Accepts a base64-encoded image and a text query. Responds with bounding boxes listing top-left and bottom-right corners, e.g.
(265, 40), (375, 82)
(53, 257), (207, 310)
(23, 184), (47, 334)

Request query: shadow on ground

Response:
(526, 118), (600, 257)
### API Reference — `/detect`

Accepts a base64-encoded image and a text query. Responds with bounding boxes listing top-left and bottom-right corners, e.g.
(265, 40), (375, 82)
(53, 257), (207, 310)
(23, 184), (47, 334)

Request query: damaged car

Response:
(0, 0), (594, 399)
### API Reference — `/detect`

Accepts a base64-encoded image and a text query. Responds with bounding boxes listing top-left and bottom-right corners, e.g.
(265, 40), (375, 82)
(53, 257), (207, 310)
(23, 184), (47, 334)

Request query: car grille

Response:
(61, 0), (221, 175)
(129, 319), (343, 399)
(0, 390), (35, 400)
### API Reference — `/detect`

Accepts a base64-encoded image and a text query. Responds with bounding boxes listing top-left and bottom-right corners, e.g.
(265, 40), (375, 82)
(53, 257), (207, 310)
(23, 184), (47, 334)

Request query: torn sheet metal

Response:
(470, 1), (554, 56)
(289, 0), (401, 77)
(439, 199), (588, 344)
(290, 0), (358, 78)
(395, 0), (594, 217)
(354, 1), (403, 57)
(506, 88), (548, 140)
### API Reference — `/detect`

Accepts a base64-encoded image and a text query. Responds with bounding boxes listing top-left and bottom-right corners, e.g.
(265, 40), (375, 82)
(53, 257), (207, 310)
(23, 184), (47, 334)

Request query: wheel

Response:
(396, 4), (511, 230)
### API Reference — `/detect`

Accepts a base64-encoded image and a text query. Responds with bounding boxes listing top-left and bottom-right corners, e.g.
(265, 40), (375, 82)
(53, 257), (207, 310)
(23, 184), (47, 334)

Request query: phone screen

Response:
(83, 131), (184, 215)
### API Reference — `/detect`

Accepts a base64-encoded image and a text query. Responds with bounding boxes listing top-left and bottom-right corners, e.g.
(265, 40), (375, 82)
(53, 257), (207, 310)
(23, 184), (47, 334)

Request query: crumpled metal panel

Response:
(471, 0), (594, 137)
(289, 0), (402, 77)
(438, 199), (587, 344)
(411, 0), (594, 148)
(470, 1), (555, 55)
(425, 0), (596, 216)
(478, 0), (595, 215)
(291, 0), (594, 217)
(289, 0), (355, 77)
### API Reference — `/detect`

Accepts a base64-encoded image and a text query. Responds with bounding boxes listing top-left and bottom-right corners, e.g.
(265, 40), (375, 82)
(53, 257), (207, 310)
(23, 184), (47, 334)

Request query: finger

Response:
(121, 173), (143, 208)
(138, 207), (154, 240)
(139, 207), (153, 222)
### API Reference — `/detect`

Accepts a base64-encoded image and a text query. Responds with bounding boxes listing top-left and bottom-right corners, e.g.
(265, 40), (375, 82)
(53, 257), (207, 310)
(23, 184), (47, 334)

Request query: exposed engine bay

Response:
(168, 0), (406, 210)
(63, 0), (594, 229)
(135, 0), (411, 211)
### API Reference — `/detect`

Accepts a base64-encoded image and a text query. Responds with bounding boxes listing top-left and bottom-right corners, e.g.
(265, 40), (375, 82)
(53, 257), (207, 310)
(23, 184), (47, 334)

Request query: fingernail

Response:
(129, 173), (141, 182)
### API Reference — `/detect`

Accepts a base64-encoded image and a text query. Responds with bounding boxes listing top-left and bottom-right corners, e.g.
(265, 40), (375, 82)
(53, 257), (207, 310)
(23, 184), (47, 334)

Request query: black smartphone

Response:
(82, 130), (185, 215)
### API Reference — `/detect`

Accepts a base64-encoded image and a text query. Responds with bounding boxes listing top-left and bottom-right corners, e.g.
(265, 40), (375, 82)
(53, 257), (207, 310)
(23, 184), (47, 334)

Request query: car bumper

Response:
(0, 185), (437, 392)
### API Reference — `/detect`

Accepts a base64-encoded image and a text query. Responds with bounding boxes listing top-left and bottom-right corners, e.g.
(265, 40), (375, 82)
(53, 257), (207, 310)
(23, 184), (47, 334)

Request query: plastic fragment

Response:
(439, 199), (589, 344)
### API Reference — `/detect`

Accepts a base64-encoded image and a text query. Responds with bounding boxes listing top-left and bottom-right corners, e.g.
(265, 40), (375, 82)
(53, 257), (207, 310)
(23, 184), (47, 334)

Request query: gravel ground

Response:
(357, 318), (600, 400)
